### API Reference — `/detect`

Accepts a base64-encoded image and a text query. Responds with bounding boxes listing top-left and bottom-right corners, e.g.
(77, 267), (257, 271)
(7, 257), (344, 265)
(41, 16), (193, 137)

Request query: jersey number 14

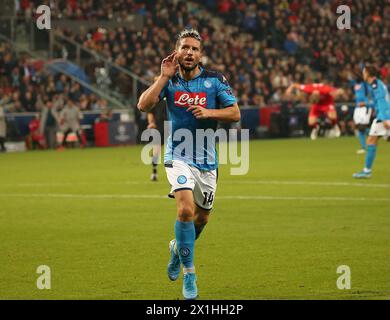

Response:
(203, 192), (214, 206)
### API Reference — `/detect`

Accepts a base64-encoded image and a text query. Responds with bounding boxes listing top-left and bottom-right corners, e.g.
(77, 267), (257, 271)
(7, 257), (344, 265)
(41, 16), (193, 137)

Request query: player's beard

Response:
(180, 61), (198, 72)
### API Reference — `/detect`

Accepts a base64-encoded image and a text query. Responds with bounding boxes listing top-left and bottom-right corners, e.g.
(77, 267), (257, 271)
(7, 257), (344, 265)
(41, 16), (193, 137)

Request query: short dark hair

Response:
(176, 29), (202, 49)
(364, 65), (379, 77)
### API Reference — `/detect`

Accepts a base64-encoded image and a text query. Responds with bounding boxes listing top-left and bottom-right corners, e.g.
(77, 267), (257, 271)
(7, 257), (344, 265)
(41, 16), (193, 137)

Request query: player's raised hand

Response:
(161, 51), (179, 79)
(187, 105), (211, 120)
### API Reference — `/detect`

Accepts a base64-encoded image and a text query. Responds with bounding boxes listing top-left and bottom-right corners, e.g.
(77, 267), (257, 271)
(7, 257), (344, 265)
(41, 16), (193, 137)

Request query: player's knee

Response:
(367, 136), (377, 145)
(177, 204), (195, 221)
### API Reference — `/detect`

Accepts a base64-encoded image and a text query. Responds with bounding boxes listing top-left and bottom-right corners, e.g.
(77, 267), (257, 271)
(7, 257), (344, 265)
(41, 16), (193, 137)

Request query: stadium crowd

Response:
(0, 40), (109, 113)
(16, 0), (149, 21)
(8, 0), (390, 110)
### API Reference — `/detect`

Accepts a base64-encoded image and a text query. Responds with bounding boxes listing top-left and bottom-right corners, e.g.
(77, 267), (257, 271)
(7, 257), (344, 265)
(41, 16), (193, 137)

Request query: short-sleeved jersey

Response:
(299, 83), (336, 106)
(351, 80), (371, 107)
(368, 79), (390, 120)
(159, 67), (237, 171)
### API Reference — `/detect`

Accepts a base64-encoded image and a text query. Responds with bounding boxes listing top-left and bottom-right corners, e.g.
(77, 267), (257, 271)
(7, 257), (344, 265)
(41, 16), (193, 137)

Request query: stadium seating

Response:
(3, 0), (390, 110)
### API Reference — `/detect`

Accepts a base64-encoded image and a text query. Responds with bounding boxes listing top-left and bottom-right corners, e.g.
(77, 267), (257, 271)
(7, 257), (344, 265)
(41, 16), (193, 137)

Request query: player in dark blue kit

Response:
(351, 76), (373, 154)
(353, 65), (390, 178)
(137, 29), (241, 299)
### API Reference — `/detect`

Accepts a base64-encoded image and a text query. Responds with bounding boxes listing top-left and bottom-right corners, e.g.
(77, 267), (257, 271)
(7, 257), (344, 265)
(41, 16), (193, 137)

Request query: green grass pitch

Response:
(0, 137), (389, 300)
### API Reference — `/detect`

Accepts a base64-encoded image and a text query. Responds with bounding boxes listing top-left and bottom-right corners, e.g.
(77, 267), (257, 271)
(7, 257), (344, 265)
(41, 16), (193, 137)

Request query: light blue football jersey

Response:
(368, 79), (390, 120)
(351, 80), (371, 108)
(159, 67), (237, 171)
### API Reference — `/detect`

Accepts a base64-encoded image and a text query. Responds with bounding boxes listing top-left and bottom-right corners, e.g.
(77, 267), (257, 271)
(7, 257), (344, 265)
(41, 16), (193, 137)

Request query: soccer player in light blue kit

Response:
(353, 65), (390, 178)
(351, 76), (373, 154)
(137, 29), (240, 299)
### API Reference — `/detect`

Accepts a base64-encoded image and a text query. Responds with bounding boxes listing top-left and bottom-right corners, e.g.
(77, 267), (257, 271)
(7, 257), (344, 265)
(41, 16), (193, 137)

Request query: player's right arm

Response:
(147, 112), (157, 129)
(137, 52), (178, 112)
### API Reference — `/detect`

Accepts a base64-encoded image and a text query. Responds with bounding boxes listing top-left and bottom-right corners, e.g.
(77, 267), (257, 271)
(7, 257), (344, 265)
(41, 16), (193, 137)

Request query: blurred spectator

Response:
(0, 104), (6, 152)
(58, 98), (86, 149)
(0, 40), (111, 113)
(26, 114), (46, 150)
(95, 108), (113, 123)
(21, 90), (36, 112)
(40, 96), (61, 149)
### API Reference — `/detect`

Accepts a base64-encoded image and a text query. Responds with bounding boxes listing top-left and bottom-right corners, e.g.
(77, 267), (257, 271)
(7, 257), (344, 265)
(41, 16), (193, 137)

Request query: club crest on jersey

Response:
(174, 92), (207, 108)
(204, 80), (212, 88)
(177, 175), (187, 184)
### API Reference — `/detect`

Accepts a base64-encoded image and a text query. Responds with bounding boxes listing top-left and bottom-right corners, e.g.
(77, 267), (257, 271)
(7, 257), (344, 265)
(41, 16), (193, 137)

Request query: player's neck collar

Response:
(177, 66), (203, 81)
(369, 77), (376, 84)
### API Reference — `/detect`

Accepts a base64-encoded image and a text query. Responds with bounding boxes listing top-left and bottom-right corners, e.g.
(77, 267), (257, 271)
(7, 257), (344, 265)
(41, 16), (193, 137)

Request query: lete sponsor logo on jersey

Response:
(174, 92), (207, 108)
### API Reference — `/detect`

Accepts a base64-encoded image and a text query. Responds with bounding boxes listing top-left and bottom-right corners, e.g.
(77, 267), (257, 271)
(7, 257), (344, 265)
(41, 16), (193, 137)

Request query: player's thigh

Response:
(367, 135), (379, 145)
(150, 128), (163, 150)
(192, 169), (217, 212)
(165, 160), (196, 192)
(308, 116), (318, 126)
(327, 111), (337, 120)
(368, 119), (389, 142)
(385, 120), (390, 131)
(327, 105), (337, 119)
(152, 143), (162, 156)
(165, 160), (196, 217)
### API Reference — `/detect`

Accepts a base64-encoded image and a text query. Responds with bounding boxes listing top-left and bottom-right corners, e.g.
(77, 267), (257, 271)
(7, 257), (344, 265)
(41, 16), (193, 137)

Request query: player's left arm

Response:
(187, 103), (240, 122)
(187, 73), (240, 122)
(329, 87), (345, 100)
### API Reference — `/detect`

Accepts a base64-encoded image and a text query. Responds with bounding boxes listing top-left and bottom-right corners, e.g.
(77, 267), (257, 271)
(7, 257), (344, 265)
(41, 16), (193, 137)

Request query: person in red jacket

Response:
(286, 83), (345, 140)
(27, 114), (46, 150)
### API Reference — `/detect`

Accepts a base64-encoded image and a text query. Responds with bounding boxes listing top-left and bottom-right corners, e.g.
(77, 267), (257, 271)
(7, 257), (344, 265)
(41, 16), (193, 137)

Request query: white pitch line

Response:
(224, 180), (390, 189)
(1, 180), (390, 188)
(1, 193), (390, 202)
(0, 181), (157, 187)
(0, 193), (166, 199)
(219, 195), (390, 202)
